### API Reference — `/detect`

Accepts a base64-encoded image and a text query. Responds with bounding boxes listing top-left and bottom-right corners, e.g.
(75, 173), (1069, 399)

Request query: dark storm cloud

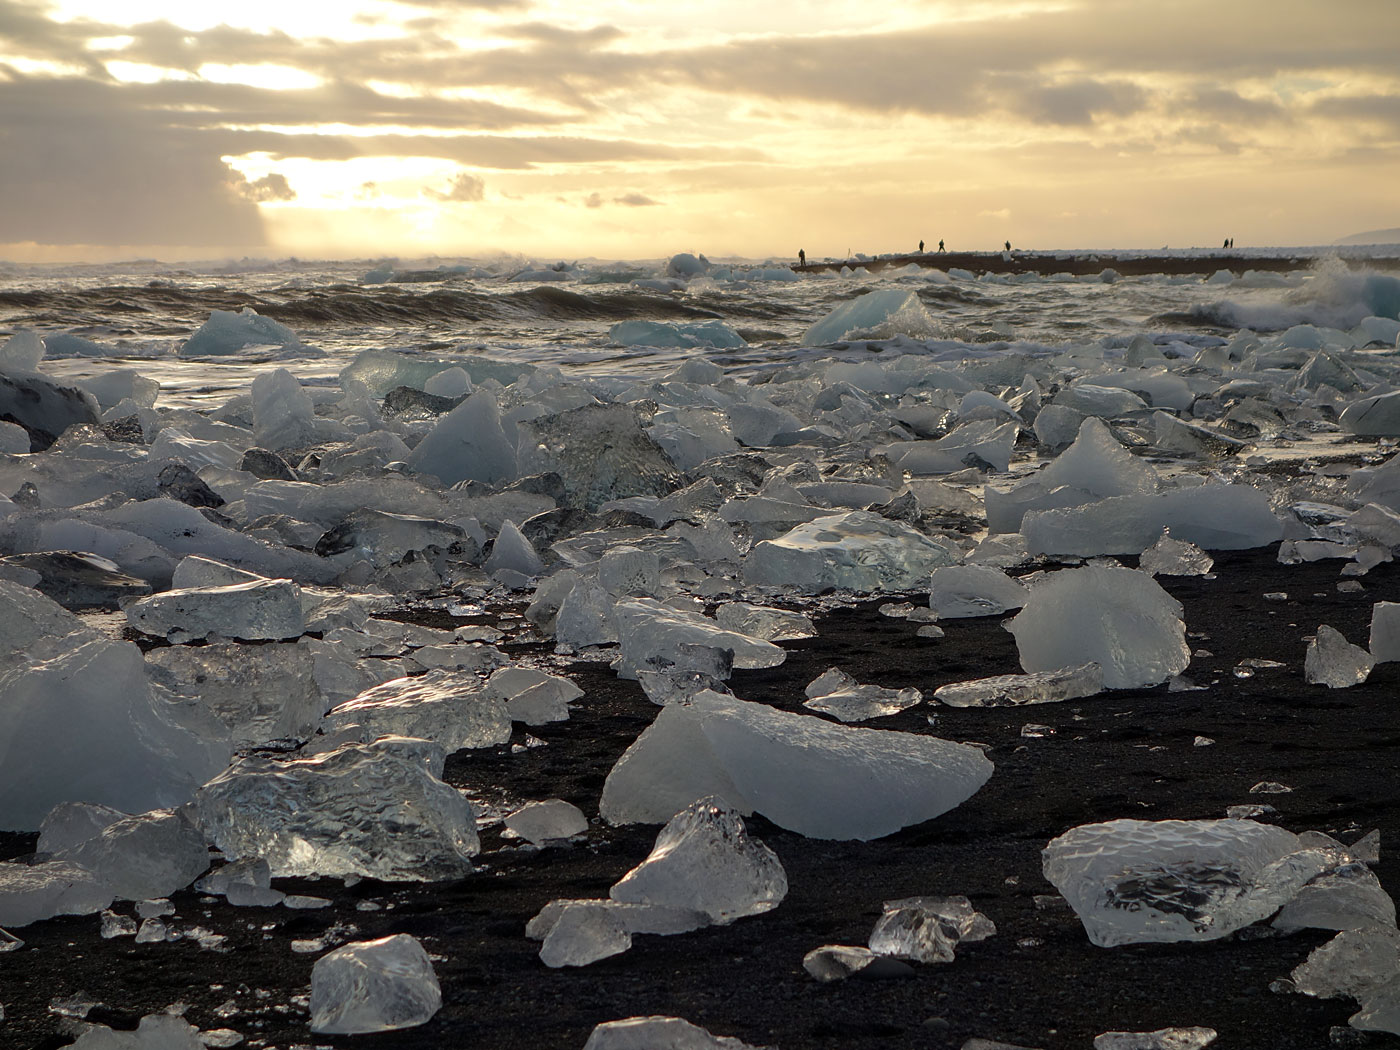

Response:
(1310, 94), (1400, 131)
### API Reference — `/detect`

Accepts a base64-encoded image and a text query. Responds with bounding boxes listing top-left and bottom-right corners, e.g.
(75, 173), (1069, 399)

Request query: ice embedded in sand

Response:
(743, 511), (958, 593)
(309, 933), (441, 1035)
(1305, 625), (1375, 687)
(610, 798), (787, 924)
(600, 692), (993, 840)
(582, 1016), (765, 1050)
(503, 799), (588, 844)
(1007, 566), (1188, 689)
(934, 663), (1104, 708)
(612, 598), (785, 680)
(1042, 818), (1334, 946)
(1138, 528), (1214, 577)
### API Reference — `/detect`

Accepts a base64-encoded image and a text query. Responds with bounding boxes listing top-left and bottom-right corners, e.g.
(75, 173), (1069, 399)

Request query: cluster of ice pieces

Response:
(804, 894), (995, 982)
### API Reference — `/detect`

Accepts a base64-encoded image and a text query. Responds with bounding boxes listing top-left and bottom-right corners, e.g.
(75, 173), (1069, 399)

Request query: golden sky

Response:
(0, 0), (1395, 262)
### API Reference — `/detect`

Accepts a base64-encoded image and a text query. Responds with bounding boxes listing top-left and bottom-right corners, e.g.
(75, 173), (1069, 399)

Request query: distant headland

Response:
(791, 249), (1400, 277)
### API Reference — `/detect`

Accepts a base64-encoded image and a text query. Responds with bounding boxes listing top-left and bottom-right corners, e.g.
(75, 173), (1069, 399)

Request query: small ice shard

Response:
(868, 895), (996, 963)
(610, 798), (787, 924)
(54, 808), (209, 902)
(1139, 529), (1214, 576)
(804, 288), (934, 344)
(935, 663), (1104, 708)
(197, 856), (275, 898)
(713, 603), (816, 641)
(1273, 862), (1397, 932)
(0, 861), (114, 926)
(600, 692), (993, 840)
(181, 307), (301, 356)
(803, 944), (914, 982)
(100, 910), (136, 938)
(532, 900), (634, 967)
(801, 667), (922, 722)
(197, 738), (478, 881)
(1249, 781), (1292, 794)
(1042, 818), (1330, 946)
(582, 1016), (766, 1050)
(125, 579), (305, 643)
(504, 799), (589, 844)
(484, 520), (544, 577)
(1092, 1028), (1217, 1050)
(1371, 603), (1400, 663)
(1292, 925), (1400, 1000)
(927, 565), (1028, 618)
(612, 598), (784, 680)
(309, 933), (441, 1035)
(744, 511), (958, 593)
(321, 670), (511, 752)
(1305, 625), (1375, 688)
(637, 669), (732, 706)
(67, 1014), (206, 1049)
(134, 917), (167, 942)
(1006, 566), (1188, 689)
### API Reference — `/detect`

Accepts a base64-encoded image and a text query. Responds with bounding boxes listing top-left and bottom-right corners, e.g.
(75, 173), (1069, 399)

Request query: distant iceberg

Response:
(803, 288), (938, 345)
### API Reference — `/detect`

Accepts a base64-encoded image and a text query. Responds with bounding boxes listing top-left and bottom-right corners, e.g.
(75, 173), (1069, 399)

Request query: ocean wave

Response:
(1186, 262), (1400, 332)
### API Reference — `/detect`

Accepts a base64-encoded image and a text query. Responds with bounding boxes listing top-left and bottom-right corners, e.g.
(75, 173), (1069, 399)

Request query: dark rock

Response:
(99, 415), (145, 444)
(518, 507), (600, 548)
(382, 385), (462, 419)
(11, 481), (39, 507)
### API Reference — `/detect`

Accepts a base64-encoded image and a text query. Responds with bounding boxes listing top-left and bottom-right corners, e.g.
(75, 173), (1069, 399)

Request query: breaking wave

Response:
(1186, 261), (1400, 332)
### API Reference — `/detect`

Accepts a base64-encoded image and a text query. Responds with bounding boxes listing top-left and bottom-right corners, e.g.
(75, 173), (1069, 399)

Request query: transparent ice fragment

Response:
(125, 580), (305, 643)
(613, 598), (784, 680)
(1092, 1028), (1217, 1050)
(534, 900), (633, 967)
(406, 389), (516, 487)
(100, 910), (137, 938)
(1371, 602), (1400, 664)
(744, 511), (958, 594)
(582, 1015), (767, 1050)
(197, 738), (478, 881)
(55, 808), (209, 902)
(1273, 863), (1397, 932)
(638, 669), (732, 706)
(134, 917), (168, 943)
(868, 895), (996, 963)
(935, 663), (1104, 708)
(484, 520), (544, 577)
(1139, 529), (1214, 576)
(309, 934), (441, 1035)
(610, 797), (787, 924)
(713, 603), (816, 641)
(322, 670), (511, 752)
(928, 565), (1028, 618)
(1292, 925), (1400, 1000)
(598, 545), (662, 597)
(37, 802), (127, 855)
(67, 1014), (205, 1049)
(801, 668), (922, 722)
(503, 800), (588, 845)
(802, 944), (913, 982)
(1305, 626), (1374, 688)
(485, 666), (583, 726)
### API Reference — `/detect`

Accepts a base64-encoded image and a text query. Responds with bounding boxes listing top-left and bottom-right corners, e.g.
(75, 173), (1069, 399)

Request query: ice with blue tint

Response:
(180, 307), (304, 356)
(803, 288), (936, 344)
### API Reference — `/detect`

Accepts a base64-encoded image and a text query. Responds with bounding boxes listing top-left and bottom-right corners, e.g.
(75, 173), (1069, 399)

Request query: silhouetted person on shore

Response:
(919, 240), (925, 253)
(1223, 238), (1229, 249)
(1229, 238), (1235, 249)
(798, 249), (805, 267)
(938, 239), (945, 252)
(1005, 240), (1012, 252)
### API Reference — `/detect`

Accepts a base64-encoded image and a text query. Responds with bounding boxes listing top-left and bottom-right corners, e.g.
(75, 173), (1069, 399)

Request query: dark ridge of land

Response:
(2, 545), (1400, 1050)
(793, 251), (1400, 277)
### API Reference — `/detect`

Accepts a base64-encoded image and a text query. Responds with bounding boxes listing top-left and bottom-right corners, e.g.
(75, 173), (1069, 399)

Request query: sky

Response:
(0, 0), (1396, 262)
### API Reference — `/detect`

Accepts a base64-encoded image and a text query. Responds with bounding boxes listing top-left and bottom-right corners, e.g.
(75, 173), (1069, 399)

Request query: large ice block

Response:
(321, 670), (511, 752)
(613, 598), (785, 680)
(744, 511), (958, 593)
(928, 565), (1028, 618)
(1304, 625), (1374, 688)
(0, 860), (114, 927)
(181, 308), (302, 356)
(309, 934), (441, 1034)
(803, 289), (933, 345)
(125, 579), (305, 643)
(54, 808), (209, 902)
(406, 389), (517, 486)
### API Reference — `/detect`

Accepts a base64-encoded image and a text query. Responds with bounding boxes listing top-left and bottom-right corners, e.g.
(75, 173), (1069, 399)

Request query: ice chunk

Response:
(744, 511), (958, 593)
(1, 551), (152, 610)
(1341, 391), (1400, 437)
(485, 666), (583, 725)
(1023, 485), (1282, 556)
(181, 308), (301, 356)
(406, 389), (517, 486)
(55, 808), (208, 902)
(610, 798), (786, 924)
(484, 520), (544, 577)
(582, 1016), (765, 1050)
(535, 900), (634, 966)
(1042, 818), (1327, 946)
(609, 320), (746, 349)
(504, 799), (589, 844)
(125, 579), (305, 643)
(1305, 625), (1374, 688)
(67, 1014), (205, 1049)
(517, 403), (682, 511)
(322, 670), (511, 751)
(1139, 529), (1214, 576)
(1293, 925), (1400, 1000)
(80, 369), (159, 411)
(884, 419), (1018, 474)
(613, 598), (785, 680)
(600, 692), (993, 840)
(1372, 602), (1400, 664)
(803, 944), (914, 982)
(423, 366), (472, 398)
(713, 603), (815, 641)
(0, 419), (29, 452)
(1092, 1029), (1216, 1050)
(251, 369), (319, 450)
(937, 664), (1103, 710)
(928, 565), (1028, 618)
(0, 328), (44, 371)
(804, 289), (934, 345)
(0, 861), (114, 927)
(1274, 862), (1396, 932)
(802, 667), (922, 722)
(0, 368), (100, 450)
(598, 545), (662, 597)
(869, 895), (996, 963)
(146, 642), (322, 748)
(309, 933), (441, 1035)
(1007, 566), (1188, 689)
(197, 738), (478, 880)
(37, 802), (126, 854)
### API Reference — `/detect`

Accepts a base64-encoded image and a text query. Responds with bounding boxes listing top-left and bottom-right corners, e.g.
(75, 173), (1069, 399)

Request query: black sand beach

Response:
(2, 544), (1398, 1050)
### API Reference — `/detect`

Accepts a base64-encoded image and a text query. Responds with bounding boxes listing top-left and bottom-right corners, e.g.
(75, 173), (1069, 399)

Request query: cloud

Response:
(425, 171), (485, 202)
(234, 171), (296, 202)
(584, 191), (662, 209)
(584, 192), (603, 209)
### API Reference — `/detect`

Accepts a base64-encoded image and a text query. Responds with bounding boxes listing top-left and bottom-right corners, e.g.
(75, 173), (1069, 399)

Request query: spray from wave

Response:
(1188, 256), (1400, 332)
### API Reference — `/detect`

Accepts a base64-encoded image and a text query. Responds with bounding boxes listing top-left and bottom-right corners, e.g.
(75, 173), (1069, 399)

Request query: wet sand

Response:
(2, 545), (1398, 1050)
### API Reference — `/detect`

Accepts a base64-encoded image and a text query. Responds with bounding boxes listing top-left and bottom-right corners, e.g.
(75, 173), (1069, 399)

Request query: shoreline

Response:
(793, 251), (1400, 277)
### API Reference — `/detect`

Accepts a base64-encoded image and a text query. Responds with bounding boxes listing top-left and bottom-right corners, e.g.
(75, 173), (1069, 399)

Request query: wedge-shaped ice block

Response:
(125, 579), (305, 643)
(504, 799), (588, 844)
(1305, 625), (1374, 688)
(744, 511), (958, 594)
(928, 565), (1028, 618)
(0, 860), (114, 927)
(610, 798), (787, 924)
(935, 663), (1103, 708)
(803, 944), (914, 983)
(1139, 529), (1214, 577)
(600, 692), (993, 840)
(1007, 566), (1188, 690)
(1273, 862), (1397, 932)
(54, 808), (209, 902)
(1292, 925), (1400, 1001)
(802, 667), (922, 722)
(322, 670), (511, 752)
(309, 933), (441, 1035)
(613, 598), (784, 680)
(406, 388), (517, 486)
(803, 288), (932, 345)
(197, 738), (478, 880)
(1042, 818), (1327, 946)
(583, 1016), (766, 1050)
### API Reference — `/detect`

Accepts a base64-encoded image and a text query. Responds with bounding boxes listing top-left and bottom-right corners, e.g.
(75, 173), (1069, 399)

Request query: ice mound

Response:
(483, 520), (544, 577)
(125, 578), (305, 642)
(0, 369), (101, 450)
(1305, 625), (1374, 687)
(0, 327), (44, 370)
(309, 933), (441, 1034)
(666, 252), (710, 278)
(517, 403), (682, 511)
(1139, 529), (1214, 576)
(67, 1014), (205, 1049)
(583, 1016), (765, 1050)
(504, 799), (588, 844)
(802, 667), (923, 722)
(0, 860), (114, 927)
(610, 798), (787, 923)
(600, 692), (993, 839)
(935, 663), (1104, 708)
(146, 642), (322, 748)
(197, 738), (478, 880)
(744, 511), (958, 593)
(321, 670), (511, 751)
(804, 289), (935, 344)
(613, 598), (785, 680)
(1022, 485), (1282, 556)
(1007, 566), (1188, 689)
(868, 895), (996, 963)
(609, 320), (746, 349)
(180, 308), (301, 356)
(1042, 818), (1331, 946)
(54, 808), (208, 902)
(928, 565), (1028, 618)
